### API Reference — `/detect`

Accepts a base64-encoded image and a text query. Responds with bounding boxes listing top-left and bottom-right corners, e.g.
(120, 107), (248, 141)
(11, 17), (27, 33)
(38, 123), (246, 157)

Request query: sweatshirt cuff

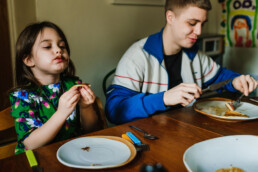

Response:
(143, 91), (169, 115)
(227, 80), (238, 92)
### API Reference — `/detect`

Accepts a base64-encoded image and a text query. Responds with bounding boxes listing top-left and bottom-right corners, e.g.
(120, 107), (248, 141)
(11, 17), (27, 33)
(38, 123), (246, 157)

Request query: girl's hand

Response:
(57, 86), (80, 117)
(232, 75), (258, 96)
(78, 84), (96, 108)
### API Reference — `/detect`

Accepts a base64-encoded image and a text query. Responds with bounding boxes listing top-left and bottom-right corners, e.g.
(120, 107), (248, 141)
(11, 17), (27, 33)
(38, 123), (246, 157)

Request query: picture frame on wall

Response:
(111, 0), (165, 6)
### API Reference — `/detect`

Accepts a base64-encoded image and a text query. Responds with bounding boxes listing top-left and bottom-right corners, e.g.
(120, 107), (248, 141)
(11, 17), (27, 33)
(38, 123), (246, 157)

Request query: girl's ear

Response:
(166, 10), (176, 25)
(23, 56), (35, 67)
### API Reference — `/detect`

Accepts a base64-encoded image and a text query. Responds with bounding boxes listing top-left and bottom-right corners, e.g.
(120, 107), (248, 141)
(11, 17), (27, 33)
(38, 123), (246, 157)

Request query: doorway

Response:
(0, 0), (13, 110)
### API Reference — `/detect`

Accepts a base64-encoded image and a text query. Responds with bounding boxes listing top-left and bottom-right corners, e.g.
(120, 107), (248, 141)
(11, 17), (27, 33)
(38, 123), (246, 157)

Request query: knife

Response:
(202, 79), (232, 93)
(250, 98), (258, 103)
(25, 150), (43, 172)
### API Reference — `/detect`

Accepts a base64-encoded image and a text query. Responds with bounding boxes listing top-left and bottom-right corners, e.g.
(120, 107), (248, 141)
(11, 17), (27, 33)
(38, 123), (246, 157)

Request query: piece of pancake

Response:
(225, 102), (235, 111)
(216, 166), (245, 172)
(222, 110), (249, 118)
(74, 83), (91, 88)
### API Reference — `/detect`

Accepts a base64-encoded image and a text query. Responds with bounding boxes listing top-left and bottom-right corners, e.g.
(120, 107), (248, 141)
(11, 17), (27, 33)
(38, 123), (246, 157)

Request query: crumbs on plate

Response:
(81, 146), (90, 151)
(91, 164), (102, 166)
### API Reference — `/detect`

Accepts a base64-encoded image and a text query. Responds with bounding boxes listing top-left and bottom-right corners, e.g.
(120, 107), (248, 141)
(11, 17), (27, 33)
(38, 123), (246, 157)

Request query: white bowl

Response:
(183, 135), (258, 172)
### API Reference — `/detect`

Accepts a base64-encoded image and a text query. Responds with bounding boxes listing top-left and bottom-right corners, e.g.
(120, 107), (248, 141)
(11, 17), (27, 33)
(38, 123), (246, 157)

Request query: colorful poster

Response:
(219, 0), (258, 47)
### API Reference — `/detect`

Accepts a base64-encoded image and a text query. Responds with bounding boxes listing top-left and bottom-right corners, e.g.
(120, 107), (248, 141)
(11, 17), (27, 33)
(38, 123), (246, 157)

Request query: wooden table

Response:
(165, 97), (258, 136)
(0, 97), (257, 172)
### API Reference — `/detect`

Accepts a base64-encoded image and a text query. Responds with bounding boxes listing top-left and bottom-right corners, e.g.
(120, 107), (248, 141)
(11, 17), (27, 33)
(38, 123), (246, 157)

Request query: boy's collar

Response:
(143, 28), (199, 63)
(143, 28), (164, 64)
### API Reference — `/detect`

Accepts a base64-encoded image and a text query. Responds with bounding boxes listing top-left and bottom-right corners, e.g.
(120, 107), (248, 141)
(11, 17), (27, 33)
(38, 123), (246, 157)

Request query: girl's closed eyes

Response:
(59, 43), (66, 49)
(10, 21), (101, 155)
(43, 46), (51, 49)
(41, 41), (66, 50)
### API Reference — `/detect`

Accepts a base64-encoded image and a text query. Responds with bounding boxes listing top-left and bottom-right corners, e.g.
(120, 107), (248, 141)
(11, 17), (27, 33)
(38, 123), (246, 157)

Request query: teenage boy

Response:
(105, 0), (258, 124)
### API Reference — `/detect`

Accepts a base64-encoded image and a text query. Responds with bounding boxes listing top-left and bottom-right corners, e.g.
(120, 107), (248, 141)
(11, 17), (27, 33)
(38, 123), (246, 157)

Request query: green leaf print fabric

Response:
(9, 77), (83, 154)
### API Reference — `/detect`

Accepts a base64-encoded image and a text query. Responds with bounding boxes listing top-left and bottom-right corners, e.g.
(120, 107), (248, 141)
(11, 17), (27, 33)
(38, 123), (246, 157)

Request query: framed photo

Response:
(111, 0), (165, 6)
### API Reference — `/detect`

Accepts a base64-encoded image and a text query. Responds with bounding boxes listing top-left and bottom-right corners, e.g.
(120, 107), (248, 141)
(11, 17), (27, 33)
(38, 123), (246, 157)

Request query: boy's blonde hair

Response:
(165, 0), (212, 12)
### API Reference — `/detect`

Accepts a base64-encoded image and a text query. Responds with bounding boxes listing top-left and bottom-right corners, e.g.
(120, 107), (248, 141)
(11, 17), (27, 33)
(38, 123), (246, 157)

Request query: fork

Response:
(129, 125), (158, 140)
(226, 93), (244, 111)
(126, 132), (150, 151)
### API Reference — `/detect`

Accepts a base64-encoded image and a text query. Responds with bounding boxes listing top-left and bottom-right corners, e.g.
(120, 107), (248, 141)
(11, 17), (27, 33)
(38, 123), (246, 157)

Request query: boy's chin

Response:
(182, 42), (195, 49)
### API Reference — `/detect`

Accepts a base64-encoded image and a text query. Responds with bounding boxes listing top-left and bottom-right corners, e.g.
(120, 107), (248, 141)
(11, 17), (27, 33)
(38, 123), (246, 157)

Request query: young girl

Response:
(10, 21), (100, 154)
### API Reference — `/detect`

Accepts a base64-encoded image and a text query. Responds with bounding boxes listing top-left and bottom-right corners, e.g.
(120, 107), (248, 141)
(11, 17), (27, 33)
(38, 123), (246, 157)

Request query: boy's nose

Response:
(194, 25), (202, 36)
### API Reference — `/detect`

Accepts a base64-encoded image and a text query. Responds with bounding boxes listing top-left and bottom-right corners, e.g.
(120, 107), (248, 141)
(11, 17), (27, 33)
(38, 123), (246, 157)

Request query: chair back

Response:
(0, 106), (17, 159)
(0, 142), (16, 159)
(95, 97), (108, 129)
(102, 68), (116, 97)
(0, 107), (14, 130)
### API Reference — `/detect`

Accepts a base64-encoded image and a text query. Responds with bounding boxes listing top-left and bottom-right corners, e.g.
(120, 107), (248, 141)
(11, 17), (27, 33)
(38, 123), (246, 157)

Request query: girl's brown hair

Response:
(14, 21), (75, 90)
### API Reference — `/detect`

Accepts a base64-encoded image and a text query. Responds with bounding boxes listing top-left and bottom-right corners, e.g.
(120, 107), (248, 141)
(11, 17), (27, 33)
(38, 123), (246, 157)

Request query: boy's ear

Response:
(166, 10), (176, 25)
(23, 56), (35, 67)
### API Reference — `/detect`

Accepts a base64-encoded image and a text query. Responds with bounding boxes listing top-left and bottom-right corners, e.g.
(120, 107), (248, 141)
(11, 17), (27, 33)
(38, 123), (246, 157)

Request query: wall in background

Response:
(7, 0), (257, 104)
(7, 0), (36, 82)
(12, 0), (36, 34)
(7, 0), (217, 104)
(224, 47), (258, 74)
(35, 0), (166, 103)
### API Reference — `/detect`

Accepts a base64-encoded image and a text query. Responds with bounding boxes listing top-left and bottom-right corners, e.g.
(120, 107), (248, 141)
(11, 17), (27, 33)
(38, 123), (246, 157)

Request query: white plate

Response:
(183, 135), (258, 172)
(194, 98), (258, 122)
(56, 136), (136, 169)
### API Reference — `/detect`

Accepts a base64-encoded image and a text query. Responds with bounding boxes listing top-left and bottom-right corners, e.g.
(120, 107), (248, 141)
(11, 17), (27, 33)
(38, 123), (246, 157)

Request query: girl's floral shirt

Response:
(9, 77), (83, 154)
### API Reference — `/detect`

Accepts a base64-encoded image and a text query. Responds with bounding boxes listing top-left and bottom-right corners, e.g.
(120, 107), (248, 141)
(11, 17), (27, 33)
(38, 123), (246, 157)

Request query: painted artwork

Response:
(219, 0), (258, 47)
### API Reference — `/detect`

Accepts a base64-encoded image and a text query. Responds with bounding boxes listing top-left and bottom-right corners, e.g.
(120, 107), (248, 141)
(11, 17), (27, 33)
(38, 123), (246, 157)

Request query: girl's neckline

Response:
(41, 80), (61, 87)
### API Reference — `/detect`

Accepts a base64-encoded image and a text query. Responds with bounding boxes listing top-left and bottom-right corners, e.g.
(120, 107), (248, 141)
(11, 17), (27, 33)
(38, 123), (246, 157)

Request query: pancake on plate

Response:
(224, 102), (249, 118)
(216, 166), (245, 172)
(225, 102), (235, 111)
(222, 110), (249, 118)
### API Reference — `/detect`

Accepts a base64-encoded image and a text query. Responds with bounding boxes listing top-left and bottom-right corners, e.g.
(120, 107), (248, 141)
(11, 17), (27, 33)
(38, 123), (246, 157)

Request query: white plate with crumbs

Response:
(193, 98), (258, 122)
(57, 136), (136, 169)
(183, 135), (258, 172)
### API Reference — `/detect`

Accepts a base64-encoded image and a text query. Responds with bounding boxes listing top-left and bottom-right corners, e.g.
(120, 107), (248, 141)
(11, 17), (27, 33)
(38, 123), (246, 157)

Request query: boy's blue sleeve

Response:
(105, 85), (168, 124)
(203, 67), (241, 92)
